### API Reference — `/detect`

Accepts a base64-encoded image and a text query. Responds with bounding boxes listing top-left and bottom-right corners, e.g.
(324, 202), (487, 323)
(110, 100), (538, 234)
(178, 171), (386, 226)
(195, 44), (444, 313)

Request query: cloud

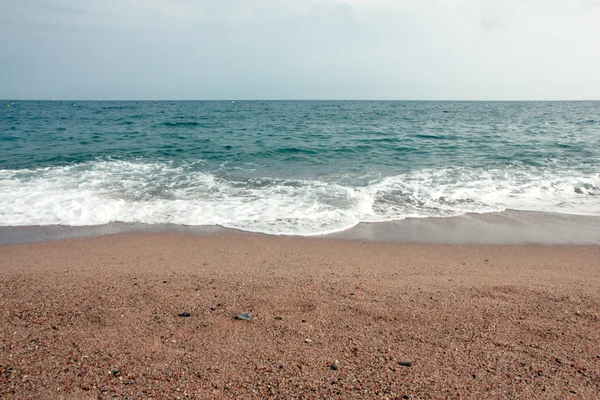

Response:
(1, 0), (599, 99)
(1, 0), (113, 28)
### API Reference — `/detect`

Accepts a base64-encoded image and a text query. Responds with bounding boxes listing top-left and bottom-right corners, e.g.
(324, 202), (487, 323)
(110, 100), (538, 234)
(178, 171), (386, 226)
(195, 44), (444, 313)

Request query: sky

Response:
(1, 0), (599, 100)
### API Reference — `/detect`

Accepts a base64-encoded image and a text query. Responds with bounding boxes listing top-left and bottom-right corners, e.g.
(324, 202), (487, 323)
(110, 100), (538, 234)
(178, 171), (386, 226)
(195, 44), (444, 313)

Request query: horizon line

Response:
(2, 99), (599, 102)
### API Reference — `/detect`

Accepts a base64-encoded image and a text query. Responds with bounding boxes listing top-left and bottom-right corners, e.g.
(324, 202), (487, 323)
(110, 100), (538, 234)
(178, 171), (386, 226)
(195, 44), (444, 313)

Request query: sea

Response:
(1, 100), (600, 243)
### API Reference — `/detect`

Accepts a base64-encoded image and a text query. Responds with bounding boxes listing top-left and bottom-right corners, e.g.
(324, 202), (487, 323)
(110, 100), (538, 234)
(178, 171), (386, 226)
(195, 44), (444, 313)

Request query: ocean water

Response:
(1, 100), (599, 236)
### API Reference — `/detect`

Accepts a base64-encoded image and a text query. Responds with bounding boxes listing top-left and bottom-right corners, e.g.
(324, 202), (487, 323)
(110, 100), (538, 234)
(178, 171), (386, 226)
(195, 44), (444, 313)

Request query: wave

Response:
(0, 160), (599, 235)
(160, 121), (202, 128)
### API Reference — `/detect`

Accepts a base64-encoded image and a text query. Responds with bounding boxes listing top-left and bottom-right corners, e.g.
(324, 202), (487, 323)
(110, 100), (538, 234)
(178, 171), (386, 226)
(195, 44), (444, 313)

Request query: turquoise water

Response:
(1, 100), (599, 235)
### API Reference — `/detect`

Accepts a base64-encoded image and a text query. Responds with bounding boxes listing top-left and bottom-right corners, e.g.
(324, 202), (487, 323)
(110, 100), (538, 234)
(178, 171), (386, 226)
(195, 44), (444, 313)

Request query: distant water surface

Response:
(1, 101), (599, 235)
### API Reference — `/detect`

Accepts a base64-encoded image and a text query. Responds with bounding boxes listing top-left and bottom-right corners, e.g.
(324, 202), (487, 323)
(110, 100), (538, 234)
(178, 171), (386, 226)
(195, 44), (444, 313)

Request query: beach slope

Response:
(1, 233), (599, 399)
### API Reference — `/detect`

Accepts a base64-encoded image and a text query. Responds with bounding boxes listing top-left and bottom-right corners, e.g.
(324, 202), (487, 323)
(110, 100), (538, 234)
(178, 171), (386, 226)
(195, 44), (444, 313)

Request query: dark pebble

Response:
(110, 369), (121, 377)
(234, 313), (252, 320)
(570, 390), (577, 395)
(398, 361), (413, 367)
(472, 373), (477, 378)
(274, 316), (283, 320)
(178, 312), (191, 317)
(331, 362), (339, 370)
(403, 396), (410, 399)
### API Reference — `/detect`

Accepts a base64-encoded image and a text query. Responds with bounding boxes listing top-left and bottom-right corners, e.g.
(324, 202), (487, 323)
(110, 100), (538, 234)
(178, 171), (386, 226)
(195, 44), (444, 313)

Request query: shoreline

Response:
(2, 209), (600, 246)
(1, 233), (599, 398)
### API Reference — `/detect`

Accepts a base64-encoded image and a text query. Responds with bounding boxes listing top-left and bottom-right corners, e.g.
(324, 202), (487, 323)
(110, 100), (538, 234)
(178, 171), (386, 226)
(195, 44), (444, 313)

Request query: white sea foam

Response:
(0, 161), (598, 235)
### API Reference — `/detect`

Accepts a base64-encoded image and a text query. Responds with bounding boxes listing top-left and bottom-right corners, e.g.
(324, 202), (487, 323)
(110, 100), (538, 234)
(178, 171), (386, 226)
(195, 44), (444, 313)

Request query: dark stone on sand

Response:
(472, 373), (477, 378)
(178, 312), (191, 317)
(234, 313), (252, 320)
(331, 362), (339, 370)
(110, 369), (121, 377)
(398, 361), (413, 367)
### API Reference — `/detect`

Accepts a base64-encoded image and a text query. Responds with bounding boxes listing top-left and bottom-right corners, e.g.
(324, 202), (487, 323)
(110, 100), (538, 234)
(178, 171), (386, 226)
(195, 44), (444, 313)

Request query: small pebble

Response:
(233, 313), (252, 320)
(331, 361), (339, 371)
(398, 361), (413, 367)
(178, 312), (191, 317)
(305, 338), (313, 343)
(472, 373), (477, 378)
(274, 316), (283, 320)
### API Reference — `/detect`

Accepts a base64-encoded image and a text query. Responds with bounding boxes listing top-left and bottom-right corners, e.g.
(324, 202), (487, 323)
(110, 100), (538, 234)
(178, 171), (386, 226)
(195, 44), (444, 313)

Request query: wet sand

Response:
(1, 232), (599, 399)
(3, 210), (600, 246)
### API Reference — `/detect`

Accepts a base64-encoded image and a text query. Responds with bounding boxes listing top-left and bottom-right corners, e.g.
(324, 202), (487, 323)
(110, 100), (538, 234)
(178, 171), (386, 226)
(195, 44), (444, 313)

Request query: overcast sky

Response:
(1, 0), (599, 100)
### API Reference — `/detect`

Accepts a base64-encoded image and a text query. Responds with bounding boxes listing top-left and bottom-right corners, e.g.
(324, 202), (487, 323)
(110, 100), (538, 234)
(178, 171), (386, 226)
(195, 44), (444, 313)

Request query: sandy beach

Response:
(1, 232), (599, 399)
